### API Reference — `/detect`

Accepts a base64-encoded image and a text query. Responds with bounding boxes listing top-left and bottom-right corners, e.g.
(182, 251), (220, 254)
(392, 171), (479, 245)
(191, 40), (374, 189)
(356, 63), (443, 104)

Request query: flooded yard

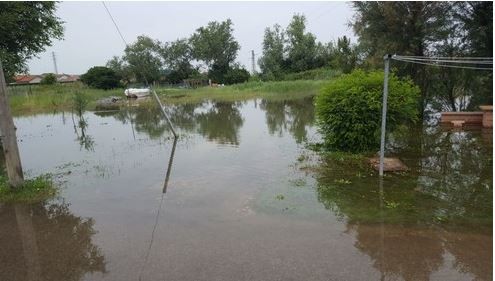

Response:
(1, 96), (492, 281)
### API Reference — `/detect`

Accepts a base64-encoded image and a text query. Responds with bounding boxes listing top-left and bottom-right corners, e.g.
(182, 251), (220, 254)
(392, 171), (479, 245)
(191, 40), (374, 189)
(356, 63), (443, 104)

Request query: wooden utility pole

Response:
(0, 61), (24, 187)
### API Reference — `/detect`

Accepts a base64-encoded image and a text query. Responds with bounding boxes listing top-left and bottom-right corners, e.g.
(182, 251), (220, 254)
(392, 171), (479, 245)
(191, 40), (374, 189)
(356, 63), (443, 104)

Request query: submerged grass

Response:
(0, 174), (58, 203)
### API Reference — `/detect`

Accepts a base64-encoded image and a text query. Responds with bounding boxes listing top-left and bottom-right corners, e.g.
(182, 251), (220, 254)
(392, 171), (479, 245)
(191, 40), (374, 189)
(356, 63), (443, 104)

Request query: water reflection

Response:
(312, 124), (492, 280)
(0, 201), (106, 281)
(315, 125), (492, 227)
(99, 101), (245, 145)
(194, 101), (244, 145)
(8, 97), (492, 280)
(91, 98), (316, 146)
(260, 97), (315, 144)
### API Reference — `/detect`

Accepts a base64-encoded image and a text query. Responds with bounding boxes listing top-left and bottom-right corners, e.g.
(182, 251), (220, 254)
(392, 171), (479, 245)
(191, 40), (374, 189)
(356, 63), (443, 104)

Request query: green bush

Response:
(40, 73), (57, 85)
(315, 70), (419, 152)
(72, 90), (88, 116)
(80, 66), (122, 90)
(223, 66), (250, 85)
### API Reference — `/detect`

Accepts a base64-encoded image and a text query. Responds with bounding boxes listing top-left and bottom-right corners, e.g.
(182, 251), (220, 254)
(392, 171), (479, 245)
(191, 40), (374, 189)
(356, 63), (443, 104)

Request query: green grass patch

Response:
(156, 80), (327, 104)
(8, 83), (122, 116)
(281, 68), (341, 81)
(8, 79), (328, 115)
(0, 174), (58, 203)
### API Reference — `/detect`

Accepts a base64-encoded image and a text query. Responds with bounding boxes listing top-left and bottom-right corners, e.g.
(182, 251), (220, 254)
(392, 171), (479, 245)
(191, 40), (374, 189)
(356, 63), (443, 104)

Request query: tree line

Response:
(105, 19), (250, 86)
(260, 2), (492, 112)
(0, 1), (492, 113)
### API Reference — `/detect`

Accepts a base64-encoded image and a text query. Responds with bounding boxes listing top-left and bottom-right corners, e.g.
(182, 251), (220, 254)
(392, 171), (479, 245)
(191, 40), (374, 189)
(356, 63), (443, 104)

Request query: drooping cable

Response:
(394, 56), (493, 65)
(100, 3), (179, 280)
(394, 55), (493, 60)
(392, 57), (493, 70)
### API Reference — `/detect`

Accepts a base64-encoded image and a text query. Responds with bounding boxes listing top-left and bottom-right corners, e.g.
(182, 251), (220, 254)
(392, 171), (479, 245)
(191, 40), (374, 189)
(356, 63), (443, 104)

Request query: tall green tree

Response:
(160, 38), (197, 83)
(190, 19), (240, 82)
(123, 35), (163, 84)
(351, 2), (453, 112)
(454, 1), (493, 107)
(352, 2), (451, 64)
(285, 14), (318, 72)
(331, 36), (358, 74)
(0, 2), (64, 79)
(106, 56), (133, 86)
(455, 1), (493, 58)
(259, 24), (286, 80)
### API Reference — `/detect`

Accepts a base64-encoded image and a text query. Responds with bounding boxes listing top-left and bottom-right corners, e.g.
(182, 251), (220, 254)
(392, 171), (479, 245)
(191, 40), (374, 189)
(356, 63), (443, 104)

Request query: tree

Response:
(352, 2), (451, 64)
(0, 2), (64, 79)
(314, 42), (334, 70)
(454, 1), (493, 108)
(40, 73), (57, 85)
(331, 36), (358, 74)
(123, 35), (163, 84)
(285, 14), (318, 72)
(106, 56), (132, 86)
(351, 2), (452, 111)
(455, 1), (493, 58)
(190, 19), (240, 82)
(259, 24), (286, 80)
(0, 2), (63, 187)
(80, 66), (121, 90)
(223, 64), (250, 85)
(160, 38), (197, 83)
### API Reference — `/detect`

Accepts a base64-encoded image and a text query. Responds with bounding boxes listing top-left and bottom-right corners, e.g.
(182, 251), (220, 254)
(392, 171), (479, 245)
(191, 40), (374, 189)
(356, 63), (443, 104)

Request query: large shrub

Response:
(40, 73), (57, 85)
(315, 70), (419, 152)
(223, 66), (250, 85)
(80, 66), (121, 90)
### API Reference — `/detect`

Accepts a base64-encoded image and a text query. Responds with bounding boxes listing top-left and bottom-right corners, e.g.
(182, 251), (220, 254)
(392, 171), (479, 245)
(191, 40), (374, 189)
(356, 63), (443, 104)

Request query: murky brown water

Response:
(1, 97), (492, 281)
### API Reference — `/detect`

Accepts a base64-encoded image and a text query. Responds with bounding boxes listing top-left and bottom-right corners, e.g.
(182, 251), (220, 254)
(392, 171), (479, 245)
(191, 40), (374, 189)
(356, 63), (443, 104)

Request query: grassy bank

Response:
(7, 83), (122, 115)
(0, 174), (58, 203)
(7, 79), (328, 115)
(157, 80), (327, 104)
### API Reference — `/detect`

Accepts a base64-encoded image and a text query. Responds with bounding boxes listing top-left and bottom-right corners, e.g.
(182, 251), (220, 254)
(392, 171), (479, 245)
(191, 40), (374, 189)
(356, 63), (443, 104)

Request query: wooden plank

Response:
(0, 61), (24, 187)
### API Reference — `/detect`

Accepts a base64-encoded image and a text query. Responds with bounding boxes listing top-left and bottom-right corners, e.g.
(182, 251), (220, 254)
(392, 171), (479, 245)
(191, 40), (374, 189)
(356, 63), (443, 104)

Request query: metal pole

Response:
(52, 51), (58, 75)
(151, 90), (177, 138)
(251, 50), (256, 74)
(0, 61), (24, 187)
(379, 55), (391, 176)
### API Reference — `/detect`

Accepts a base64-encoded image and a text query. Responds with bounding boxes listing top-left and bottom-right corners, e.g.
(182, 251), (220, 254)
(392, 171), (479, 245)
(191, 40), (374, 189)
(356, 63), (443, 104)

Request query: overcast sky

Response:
(27, 1), (357, 75)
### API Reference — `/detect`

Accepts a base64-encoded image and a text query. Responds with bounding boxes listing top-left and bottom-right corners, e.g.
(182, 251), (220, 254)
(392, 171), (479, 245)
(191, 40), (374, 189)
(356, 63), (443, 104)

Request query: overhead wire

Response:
(100, 3), (179, 281)
(394, 55), (493, 60)
(392, 57), (493, 70)
(394, 56), (493, 65)
(102, 1), (128, 46)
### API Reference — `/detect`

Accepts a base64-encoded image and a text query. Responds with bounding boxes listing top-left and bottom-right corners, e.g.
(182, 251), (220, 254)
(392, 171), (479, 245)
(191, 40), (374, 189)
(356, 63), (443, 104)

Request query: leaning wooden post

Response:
(0, 61), (24, 187)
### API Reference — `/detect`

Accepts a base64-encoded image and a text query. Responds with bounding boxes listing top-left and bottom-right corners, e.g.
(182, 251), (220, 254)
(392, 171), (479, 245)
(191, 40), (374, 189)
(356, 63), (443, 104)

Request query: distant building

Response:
(10, 73), (80, 85)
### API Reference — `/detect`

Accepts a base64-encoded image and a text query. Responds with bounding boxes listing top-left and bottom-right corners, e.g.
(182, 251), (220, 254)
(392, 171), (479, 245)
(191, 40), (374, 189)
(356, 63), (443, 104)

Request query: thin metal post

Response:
(379, 55), (391, 176)
(52, 51), (58, 75)
(0, 61), (24, 187)
(251, 50), (256, 74)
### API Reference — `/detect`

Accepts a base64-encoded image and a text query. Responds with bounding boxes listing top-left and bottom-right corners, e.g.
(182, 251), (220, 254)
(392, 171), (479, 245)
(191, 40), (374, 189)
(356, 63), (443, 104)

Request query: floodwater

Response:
(0, 97), (492, 281)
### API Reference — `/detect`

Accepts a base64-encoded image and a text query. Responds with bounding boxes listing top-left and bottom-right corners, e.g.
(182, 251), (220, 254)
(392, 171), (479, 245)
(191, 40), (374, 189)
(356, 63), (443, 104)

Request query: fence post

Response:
(0, 61), (24, 187)
(379, 54), (391, 176)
